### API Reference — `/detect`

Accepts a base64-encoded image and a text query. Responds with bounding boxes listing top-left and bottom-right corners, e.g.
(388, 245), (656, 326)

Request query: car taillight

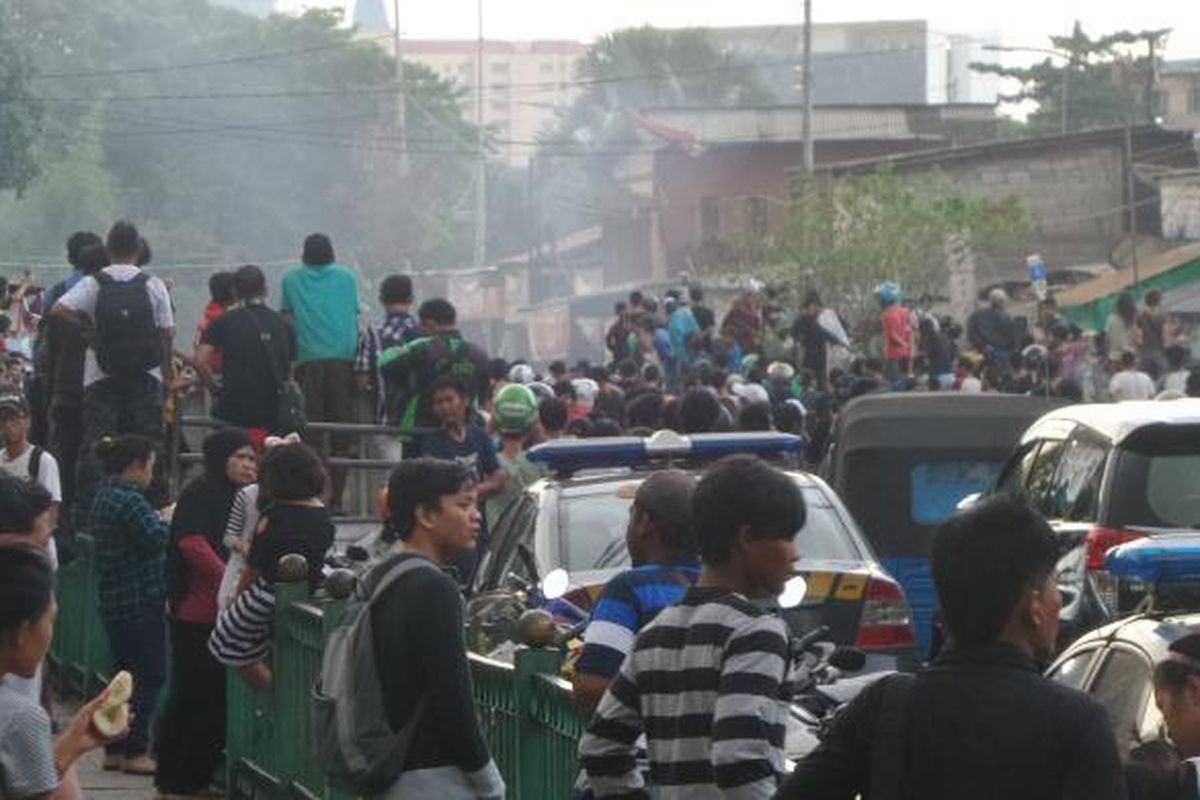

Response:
(1085, 527), (1147, 571)
(856, 577), (917, 650)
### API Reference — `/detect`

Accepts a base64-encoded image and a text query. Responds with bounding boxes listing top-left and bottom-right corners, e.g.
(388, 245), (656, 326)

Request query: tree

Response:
(972, 23), (1171, 134)
(768, 169), (1029, 325)
(0, 5), (41, 192)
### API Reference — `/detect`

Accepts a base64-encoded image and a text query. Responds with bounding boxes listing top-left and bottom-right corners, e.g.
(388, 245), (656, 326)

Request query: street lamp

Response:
(984, 44), (1072, 134)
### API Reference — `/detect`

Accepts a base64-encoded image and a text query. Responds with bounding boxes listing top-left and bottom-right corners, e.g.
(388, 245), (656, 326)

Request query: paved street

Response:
(55, 700), (158, 800)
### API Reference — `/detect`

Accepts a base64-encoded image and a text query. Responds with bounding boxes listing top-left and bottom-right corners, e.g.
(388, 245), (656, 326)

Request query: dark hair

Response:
(1188, 368), (1200, 398)
(737, 403), (773, 432)
(629, 291), (644, 306)
(1155, 632), (1200, 694)
(548, 360), (567, 377)
(0, 473), (54, 534)
(1116, 292), (1137, 325)
(387, 458), (474, 540)
(1119, 350), (1137, 368)
(209, 271), (238, 306)
(623, 388), (662, 426)
(137, 237), (152, 267)
(487, 358), (510, 382)
(0, 546), (54, 637)
(775, 402), (805, 434)
(259, 442), (325, 502)
(418, 298), (456, 327)
(803, 290), (822, 308)
(643, 364), (661, 384)
(67, 231), (102, 268)
(539, 397), (568, 432)
(234, 264), (267, 299)
(689, 286), (704, 303)
(932, 497), (1058, 648)
(679, 388), (722, 434)
(614, 301), (627, 315)
(379, 274), (414, 306)
(77, 244), (110, 277)
(302, 233), (335, 266)
(96, 434), (157, 475)
(585, 418), (623, 438)
(106, 220), (141, 262)
(1145, 289), (1162, 307)
(1167, 345), (1189, 371)
(429, 374), (468, 399)
(692, 455), (805, 566)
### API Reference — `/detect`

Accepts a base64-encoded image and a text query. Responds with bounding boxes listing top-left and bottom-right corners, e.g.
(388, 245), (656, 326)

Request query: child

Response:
(209, 442), (334, 689)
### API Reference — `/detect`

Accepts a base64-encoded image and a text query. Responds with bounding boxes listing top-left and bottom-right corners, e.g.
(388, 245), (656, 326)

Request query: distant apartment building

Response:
(398, 39), (587, 166)
(1157, 60), (1200, 132)
(711, 19), (1000, 106)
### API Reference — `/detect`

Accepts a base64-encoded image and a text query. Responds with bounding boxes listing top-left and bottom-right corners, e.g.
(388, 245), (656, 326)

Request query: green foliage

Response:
(768, 169), (1029, 322)
(971, 23), (1170, 134)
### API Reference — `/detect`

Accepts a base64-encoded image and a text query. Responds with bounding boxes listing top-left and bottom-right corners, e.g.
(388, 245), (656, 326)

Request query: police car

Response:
(1046, 533), (1200, 754)
(468, 430), (920, 672)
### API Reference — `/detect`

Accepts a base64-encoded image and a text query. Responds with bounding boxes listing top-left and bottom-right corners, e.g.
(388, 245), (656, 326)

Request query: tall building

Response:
(399, 39), (588, 166)
(711, 20), (1000, 106)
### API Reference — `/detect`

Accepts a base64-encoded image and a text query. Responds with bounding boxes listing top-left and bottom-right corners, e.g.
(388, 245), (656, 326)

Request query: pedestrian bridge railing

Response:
(48, 546), (587, 799)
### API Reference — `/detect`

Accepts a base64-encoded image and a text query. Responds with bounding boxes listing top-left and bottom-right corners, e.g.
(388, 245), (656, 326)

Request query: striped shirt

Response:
(579, 587), (794, 800)
(576, 562), (701, 681)
(209, 576), (275, 667)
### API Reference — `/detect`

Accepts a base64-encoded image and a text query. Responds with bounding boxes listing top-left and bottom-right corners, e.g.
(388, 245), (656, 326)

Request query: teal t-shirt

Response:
(281, 262), (359, 363)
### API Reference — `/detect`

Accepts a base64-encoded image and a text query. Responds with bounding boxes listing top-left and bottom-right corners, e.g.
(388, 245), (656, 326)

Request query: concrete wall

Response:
(1158, 69), (1200, 132)
(1161, 173), (1200, 240)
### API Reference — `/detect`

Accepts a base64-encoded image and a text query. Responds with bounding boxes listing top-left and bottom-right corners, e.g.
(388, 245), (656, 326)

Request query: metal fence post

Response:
(513, 645), (564, 796)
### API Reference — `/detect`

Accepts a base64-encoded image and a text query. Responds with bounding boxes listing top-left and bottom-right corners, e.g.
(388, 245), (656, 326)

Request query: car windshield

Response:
(1111, 430), (1200, 529)
(558, 483), (861, 572)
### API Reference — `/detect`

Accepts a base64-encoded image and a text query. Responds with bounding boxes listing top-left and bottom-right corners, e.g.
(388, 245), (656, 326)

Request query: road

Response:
(55, 699), (160, 800)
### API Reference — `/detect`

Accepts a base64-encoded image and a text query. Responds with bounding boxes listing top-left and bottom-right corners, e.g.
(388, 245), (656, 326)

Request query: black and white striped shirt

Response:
(579, 587), (794, 800)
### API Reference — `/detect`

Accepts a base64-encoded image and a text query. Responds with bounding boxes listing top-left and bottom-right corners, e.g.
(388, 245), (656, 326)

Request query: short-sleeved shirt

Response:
(881, 304), (913, 360)
(575, 562), (701, 681)
(418, 426), (500, 481)
(55, 264), (174, 387)
(0, 679), (57, 798)
(280, 263), (359, 364)
(202, 302), (296, 430)
(0, 445), (61, 503)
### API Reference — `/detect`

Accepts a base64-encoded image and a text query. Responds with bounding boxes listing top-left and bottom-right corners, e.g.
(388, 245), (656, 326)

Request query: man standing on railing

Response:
(195, 265), (296, 438)
(369, 458), (504, 799)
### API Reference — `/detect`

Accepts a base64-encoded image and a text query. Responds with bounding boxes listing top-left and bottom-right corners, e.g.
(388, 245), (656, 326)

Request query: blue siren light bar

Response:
(526, 430), (803, 473)
(1106, 533), (1200, 584)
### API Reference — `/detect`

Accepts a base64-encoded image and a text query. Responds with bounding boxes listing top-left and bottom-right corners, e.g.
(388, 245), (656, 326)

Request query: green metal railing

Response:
(48, 547), (586, 798)
(48, 535), (113, 696)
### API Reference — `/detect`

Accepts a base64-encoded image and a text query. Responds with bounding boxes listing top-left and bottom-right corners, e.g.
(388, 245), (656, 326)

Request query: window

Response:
(995, 441), (1043, 501)
(1151, 90), (1169, 118)
(746, 196), (769, 239)
(700, 197), (720, 241)
(1044, 437), (1108, 521)
(1048, 647), (1099, 690)
(1089, 648), (1152, 753)
(910, 460), (1005, 525)
(1190, 86), (1200, 114)
(1026, 439), (1066, 518)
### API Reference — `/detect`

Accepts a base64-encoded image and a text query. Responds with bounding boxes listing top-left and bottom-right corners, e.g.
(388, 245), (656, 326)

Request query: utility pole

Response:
(473, 0), (487, 269)
(1124, 107), (1140, 288)
(392, 0), (408, 176)
(800, 0), (814, 173)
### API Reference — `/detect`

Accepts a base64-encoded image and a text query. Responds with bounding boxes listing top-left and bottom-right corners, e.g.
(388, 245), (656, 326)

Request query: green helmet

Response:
(493, 383), (539, 434)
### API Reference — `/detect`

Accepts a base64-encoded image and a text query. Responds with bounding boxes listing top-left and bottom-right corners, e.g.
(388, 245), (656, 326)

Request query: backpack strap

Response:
(359, 552), (440, 603)
(27, 446), (43, 483)
(869, 672), (916, 800)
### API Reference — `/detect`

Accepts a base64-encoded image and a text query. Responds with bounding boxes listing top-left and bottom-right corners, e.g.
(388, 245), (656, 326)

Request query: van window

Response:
(1108, 430), (1200, 529)
(1045, 438), (1108, 521)
(1146, 454), (1200, 528)
(1026, 439), (1066, 518)
(995, 441), (1042, 501)
(910, 460), (1004, 525)
(1089, 648), (1152, 754)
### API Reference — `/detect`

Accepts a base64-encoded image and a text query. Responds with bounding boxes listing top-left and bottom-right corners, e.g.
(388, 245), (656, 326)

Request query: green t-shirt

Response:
(281, 262), (359, 363)
(486, 451), (545, 525)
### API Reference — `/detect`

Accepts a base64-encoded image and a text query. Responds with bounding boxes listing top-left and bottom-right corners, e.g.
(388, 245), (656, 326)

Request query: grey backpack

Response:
(312, 553), (435, 794)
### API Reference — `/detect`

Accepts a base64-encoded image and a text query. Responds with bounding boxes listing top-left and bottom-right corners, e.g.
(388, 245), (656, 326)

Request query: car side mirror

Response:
(540, 568), (570, 601)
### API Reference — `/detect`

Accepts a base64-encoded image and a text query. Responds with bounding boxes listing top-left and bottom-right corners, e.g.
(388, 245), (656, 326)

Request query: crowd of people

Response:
(1, 219), (1200, 800)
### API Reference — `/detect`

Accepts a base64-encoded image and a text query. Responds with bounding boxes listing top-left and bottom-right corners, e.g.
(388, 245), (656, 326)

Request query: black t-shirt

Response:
(693, 304), (716, 332)
(203, 303), (296, 431)
(247, 503), (335, 585)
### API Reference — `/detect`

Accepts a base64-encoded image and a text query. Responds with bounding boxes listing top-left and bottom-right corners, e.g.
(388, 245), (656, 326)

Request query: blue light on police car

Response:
(526, 430), (803, 472)
(1105, 533), (1200, 584)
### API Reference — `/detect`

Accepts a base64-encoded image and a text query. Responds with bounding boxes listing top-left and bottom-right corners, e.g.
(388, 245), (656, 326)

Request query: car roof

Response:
(1069, 611), (1200, 660)
(1022, 399), (1200, 446)
(545, 466), (829, 497)
(833, 393), (1060, 452)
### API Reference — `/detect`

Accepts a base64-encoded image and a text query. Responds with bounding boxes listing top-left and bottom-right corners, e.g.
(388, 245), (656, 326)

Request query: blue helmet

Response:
(876, 281), (902, 307)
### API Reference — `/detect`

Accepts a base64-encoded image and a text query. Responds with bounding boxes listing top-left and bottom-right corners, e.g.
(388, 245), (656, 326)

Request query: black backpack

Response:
(93, 272), (161, 378)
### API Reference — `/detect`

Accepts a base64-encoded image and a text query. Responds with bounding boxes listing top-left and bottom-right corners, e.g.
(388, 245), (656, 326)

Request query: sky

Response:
(281, 0), (1200, 61)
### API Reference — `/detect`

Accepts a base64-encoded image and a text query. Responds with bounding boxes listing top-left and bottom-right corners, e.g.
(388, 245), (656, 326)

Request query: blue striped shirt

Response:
(576, 561), (700, 681)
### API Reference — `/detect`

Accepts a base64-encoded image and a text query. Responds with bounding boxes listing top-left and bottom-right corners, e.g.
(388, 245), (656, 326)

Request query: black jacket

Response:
(776, 642), (1126, 800)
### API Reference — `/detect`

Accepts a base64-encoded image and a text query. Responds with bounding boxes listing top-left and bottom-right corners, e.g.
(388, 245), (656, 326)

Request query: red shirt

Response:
(195, 301), (225, 373)
(172, 534), (226, 625)
(882, 305), (913, 360)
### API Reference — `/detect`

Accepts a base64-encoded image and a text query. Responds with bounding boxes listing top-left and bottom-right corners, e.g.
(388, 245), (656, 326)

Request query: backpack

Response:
(27, 446), (43, 483)
(93, 272), (161, 378)
(312, 553), (436, 794)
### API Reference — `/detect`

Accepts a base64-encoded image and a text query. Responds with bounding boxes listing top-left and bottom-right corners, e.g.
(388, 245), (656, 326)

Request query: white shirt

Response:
(56, 264), (174, 387)
(1109, 369), (1156, 402)
(0, 444), (61, 503)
